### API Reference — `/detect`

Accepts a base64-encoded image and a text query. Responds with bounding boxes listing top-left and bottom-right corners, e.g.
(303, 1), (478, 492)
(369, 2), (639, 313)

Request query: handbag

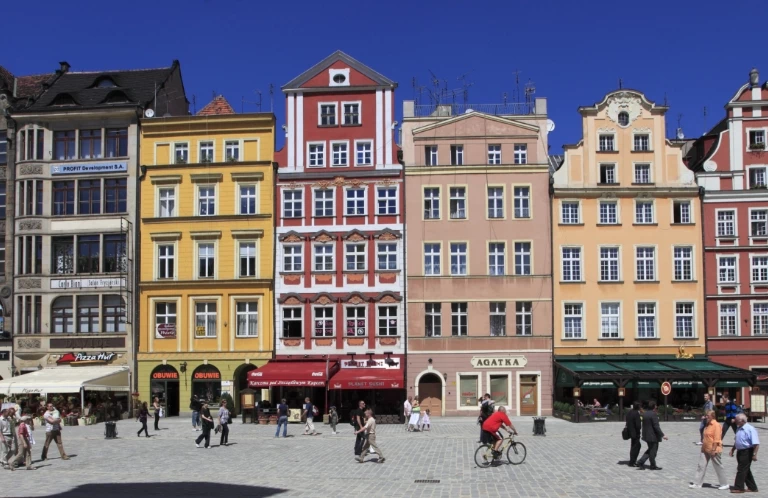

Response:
(622, 426), (630, 441)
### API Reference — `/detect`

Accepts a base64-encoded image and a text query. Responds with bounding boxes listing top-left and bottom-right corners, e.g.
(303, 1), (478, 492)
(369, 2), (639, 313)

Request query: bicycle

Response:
(474, 433), (527, 468)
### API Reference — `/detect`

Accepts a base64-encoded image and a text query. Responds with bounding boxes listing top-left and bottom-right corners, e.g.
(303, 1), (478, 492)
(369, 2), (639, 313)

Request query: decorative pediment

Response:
(279, 231), (305, 243)
(311, 293), (336, 305)
(412, 112), (540, 136)
(314, 176), (346, 189)
(278, 293), (306, 305)
(344, 292), (369, 305)
(374, 228), (401, 241)
(282, 50), (395, 91)
(311, 230), (336, 243)
(342, 229), (368, 242)
(374, 291), (402, 303)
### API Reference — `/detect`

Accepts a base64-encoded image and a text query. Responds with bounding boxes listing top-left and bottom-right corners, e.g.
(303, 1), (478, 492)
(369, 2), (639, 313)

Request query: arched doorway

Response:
(233, 363), (258, 414)
(418, 373), (443, 417)
(150, 365), (180, 417)
(192, 364), (222, 403)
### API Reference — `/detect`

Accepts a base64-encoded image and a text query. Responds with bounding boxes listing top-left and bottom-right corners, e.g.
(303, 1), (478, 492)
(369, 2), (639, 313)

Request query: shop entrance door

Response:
(418, 374), (443, 416)
(520, 377), (538, 416)
(166, 381), (180, 416)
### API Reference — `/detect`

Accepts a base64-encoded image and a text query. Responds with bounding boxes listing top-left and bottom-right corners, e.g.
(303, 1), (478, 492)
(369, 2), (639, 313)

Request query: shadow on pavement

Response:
(45, 482), (287, 497)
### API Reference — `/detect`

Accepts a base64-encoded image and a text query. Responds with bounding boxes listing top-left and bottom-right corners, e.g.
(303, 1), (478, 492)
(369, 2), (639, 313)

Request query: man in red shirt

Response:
(481, 406), (518, 463)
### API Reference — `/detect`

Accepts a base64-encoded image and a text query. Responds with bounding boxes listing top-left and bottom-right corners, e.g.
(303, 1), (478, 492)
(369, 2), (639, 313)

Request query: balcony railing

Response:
(413, 102), (535, 118)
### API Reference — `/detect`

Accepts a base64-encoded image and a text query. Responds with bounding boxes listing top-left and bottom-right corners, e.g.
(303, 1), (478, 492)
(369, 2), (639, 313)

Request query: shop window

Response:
(489, 375), (509, 405)
(459, 375), (479, 407)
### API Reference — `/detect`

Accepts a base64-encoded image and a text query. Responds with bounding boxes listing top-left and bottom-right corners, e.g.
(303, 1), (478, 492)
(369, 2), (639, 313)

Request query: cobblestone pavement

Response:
(3, 415), (767, 497)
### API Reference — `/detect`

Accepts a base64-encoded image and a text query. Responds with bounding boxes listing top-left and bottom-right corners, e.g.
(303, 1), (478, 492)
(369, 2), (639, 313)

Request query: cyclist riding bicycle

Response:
(481, 406), (518, 465)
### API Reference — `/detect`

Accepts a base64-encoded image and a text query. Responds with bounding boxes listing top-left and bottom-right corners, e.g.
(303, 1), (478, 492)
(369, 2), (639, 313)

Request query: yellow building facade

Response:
(137, 103), (275, 416)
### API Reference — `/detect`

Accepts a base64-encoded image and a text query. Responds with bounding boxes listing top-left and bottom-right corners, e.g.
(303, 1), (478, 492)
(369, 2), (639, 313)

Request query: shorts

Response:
(483, 430), (502, 442)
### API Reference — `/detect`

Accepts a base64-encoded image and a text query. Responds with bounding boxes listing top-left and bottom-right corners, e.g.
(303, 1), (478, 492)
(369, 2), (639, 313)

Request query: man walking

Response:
(41, 403), (69, 461)
(190, 395), (201, 431)
(352, 400), (366, 460)
(625, 401), (642, 467)
(403, 396), (412, 431)
(697, 393), (714, 445)
(302, 397), (316, 436)
(356, 408), (385, 463)
(275, 399), (289, 438)
(636, 401), (668, 470)
(722, 395), (739, 439)
(478, 394), (494, 444)
(0, 409), (13, 469)
(8, 416), (34, 471)
(729, 413), (759, 493)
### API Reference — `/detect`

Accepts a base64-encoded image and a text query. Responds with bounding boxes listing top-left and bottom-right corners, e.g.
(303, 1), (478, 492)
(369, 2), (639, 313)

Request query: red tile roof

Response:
(15, 74), (53, 98)
(0, 66), (14, 92)
(197, 95), (235, 116)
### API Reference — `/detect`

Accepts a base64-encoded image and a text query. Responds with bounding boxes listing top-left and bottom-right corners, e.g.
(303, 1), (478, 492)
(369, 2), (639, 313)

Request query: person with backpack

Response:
(478, 394), (495, 444)
(302, 397), (316, 436)
(722, 395), (740, 438)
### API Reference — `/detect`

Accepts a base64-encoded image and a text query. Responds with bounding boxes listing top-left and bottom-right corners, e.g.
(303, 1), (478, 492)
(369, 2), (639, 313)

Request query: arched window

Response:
(103, 295), (126, 333)
(52, 297), (73, 334)
(96, 77), (117, 88)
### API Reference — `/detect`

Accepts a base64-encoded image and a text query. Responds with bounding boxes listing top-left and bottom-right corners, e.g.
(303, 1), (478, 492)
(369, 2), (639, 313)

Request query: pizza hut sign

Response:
(57, 352), (117, 365)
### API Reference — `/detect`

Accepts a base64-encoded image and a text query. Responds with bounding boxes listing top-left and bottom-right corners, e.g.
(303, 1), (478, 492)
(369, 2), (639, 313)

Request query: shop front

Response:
(247, 360), (339, 417)
(328, 358), (405, 423)
(150, 365), (180, 417)
(553, 356), (757, 423)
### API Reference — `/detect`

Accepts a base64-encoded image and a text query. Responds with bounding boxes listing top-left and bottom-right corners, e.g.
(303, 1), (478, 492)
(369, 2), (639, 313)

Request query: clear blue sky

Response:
(3, 0), (763, 152)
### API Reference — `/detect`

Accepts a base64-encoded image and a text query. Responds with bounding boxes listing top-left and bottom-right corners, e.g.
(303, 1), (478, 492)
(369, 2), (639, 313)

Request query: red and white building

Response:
(250, 52), (404, 418)
(687, 68), (768, 406)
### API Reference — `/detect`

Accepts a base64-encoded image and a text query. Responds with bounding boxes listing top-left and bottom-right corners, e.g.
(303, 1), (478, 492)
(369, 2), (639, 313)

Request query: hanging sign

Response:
(661, 381), (672, 396)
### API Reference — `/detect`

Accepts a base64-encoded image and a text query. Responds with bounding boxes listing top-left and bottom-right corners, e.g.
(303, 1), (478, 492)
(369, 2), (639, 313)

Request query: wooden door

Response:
(419, 382), (442, 417)
(520, 381), (538, 416)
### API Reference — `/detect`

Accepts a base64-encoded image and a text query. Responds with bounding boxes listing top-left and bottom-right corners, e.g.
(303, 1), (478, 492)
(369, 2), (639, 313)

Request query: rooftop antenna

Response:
(269, 84), (274, 113)
(511, 69), (522, 102)
(411, 77), (427, 107)
(241, 90), (262, 113)
(618, 78), (623, 90)
(502, 92), (508, 105)
(703, 106), (708, 134)
(457, 72), (473, 105)
(192, 95), (197, 115)
(676, 113), (685, 140)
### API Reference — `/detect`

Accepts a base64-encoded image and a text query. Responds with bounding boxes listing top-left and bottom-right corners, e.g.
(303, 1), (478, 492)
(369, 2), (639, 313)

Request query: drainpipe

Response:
(698, 186), (708, 359)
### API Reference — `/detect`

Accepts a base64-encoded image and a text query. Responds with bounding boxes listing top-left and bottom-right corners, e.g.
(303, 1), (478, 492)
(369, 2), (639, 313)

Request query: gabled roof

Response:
(282, 50), (395, 91)
(412, 110), (540, 135)
(578, 89), (667, 115)
(0, 65), (55, 104)
(197, 95), (235, 116)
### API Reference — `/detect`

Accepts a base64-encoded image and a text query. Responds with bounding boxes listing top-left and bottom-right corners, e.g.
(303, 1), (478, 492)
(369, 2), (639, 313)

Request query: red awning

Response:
(328, 368), (404, 390)
(247, 361), (336, 388)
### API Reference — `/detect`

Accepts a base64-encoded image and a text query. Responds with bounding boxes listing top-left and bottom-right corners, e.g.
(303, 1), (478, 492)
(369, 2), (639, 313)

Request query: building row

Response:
(0, 53), (765, 421)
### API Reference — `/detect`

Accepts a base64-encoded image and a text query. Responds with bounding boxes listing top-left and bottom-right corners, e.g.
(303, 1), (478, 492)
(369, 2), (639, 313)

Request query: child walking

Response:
(329, 406), (339, 434)
(420, 409), (431, 431)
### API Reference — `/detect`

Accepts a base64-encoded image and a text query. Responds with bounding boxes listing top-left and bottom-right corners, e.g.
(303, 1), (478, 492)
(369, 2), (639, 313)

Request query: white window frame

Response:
(673, 246), (694, 281)
(283, 189), (303, 218)
(224, 139), (241, 162)
(426, 145), (438, 166)
(515, 302), (532, 336)
(633, 163), (652, 184)
(283, 244), (303, 273)
(598, 134), (615, 152)
(563, 302), (584, 339)
(514, 241), (531, 276)
(635, 200), (654, 224)
(599, 246), (620, 282)
(513, 144), (527, 165)
(308, 142), (326, 168)
(717, 255), (738, 284)
(718, 302), (739, 337)
(355, 140), (373, 166)
(377, 305), (399, 336)
(173, 142), (189, 164)
(194, 301), (218, 338)
(747, 127), (767, 151)
(561, 200), (581, 224)
(235, 301), (259, 337)
(599, 163), (617, 184)
(318, 102), (338, 126)
(748, 166), (768, 188)
(196, 242), (216, 279)
(425, 303), (442, 337)
(342, 101), (361, 126)
(313, 188), (335, 217)
(313, 306), (334, 337)
(345, 243), (366, 271)
(345, 306), (366, 337)
(636, 301), (657, 339)
(451, 145), (464, 166)
(750, 208), (768, 237)
(156, 242), (176, 280)
(599, 301), (621, 339)
(423, 187), (440, 220)
(449, 186), (467, 220)
(377, 186), (398, 215)
(238, 183), (258, 215)
(752, 254), (768, 283)
(487, 186), (504, 219)
(377, 242), (398, 271)
(424, 243), (441, 276)
(489, 302), (506, 336)
(345, 187), (366, 216)
(633, 133), (651, 151)
(561, 246), (582, 282)
(635, 246), (656, 281)
(314, 244), (334, 272)
(157, 186), (177, 218)
(673, 200), (692, 224)
(487, 144), (501, 165)
(716, 209), (737, 238)
(331, 140), (349, 167)
(752, 301), (768, 335)
(513, 186), (530, 219)
(488, 242), (506, 276)
(196, 184), (217, 216)
(199, 140), (214, 163)
(238, 240), (258, 278)
(674, 301), (696, 339)
(450, 242), (468, 276)
(282, 307), (303, 338)
(451, 302), (468, 336)
(598, 200), (618, 225)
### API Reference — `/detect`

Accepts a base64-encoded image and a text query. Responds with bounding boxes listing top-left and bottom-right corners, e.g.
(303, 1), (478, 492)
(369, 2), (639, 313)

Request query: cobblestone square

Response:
(3, 416), (767, 497)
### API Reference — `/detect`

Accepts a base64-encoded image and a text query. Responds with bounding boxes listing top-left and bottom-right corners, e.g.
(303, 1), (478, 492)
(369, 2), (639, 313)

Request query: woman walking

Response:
(195, 401), (213, 449)
(218, 399), (230, 447)
(152, 397), (161, 431)
(689, 410), (729, 490)
(136, 402), (152, 438)
(408, 400), (421, 432)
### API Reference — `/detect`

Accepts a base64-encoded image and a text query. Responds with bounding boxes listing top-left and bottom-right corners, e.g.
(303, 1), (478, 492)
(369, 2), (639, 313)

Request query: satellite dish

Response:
(546, 119), (556, 133)
(676, 128), (685, 140)
(465, 108), (474, 114)
(144, 108), (155, 118)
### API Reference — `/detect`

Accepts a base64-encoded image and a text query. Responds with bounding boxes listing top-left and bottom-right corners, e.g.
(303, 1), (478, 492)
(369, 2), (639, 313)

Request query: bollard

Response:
(532, 417), (546, 436)
(105, 421), (118, 439)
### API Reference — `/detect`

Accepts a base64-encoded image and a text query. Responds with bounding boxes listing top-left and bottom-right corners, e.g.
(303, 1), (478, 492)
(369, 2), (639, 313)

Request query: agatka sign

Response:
(470, 356), (528, 369)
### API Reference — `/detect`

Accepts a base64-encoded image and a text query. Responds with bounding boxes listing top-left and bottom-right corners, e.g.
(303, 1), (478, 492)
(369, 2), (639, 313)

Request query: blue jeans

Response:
(192, 411), (200, 428)
(276, 416), (288, 437)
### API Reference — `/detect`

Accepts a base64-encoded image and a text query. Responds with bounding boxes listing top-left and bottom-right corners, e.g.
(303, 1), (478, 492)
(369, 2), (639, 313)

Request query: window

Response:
(561, 247), (581, 281)
(239, 242), (257, 277)
(514, 187), (530, 218)
(449, 187), (466, 219)
(599, 135), (615, 151)
(752, 210), (768, 236)
(450, 243), (467, 275)
(488, 242), (505, 276)
(377, 242), (397, 270)
(0, 242), (4, 277)
(424, 188), (440, 220)
(487, 145), (501, 165)
(425, 146), (438, 166)
(451, 303), (468, 336)
(675, 303), (695, 338)
(378, 306), (398, 336)
(158, 188), (175, 218)
(346, 188), (365, 216)
(158, 244), (174, 279)
(513, 144), (527, 164)
(673, 246), (693, 281)
(104, 178), (127, 213)
(195, 302), (217, 337)
(283, 190), (303, 218)
(636, 247), (655, 281)
(105, 128), (128, 158)
(236, 302), (258, 337)
(346, 307), (366, 336)
(174, 143), (188, 163)
(78, 179), (101, 215)
(717, 210), (736, 237)
(196, 141), (214, 163)
(489, 375), (509, 405)
(424, 243), (441, 275)
(198, 186), (215, 216)
(599, 164), (616, 184)
(752, 256), (768, 283)
(459, 375), (479, 407)
(564, 304), (583, 339)
(674, 201), (691, 224)
(749, 130), (765, 149)
(0, 182), (5, 218)
(487, 187), (503, 219)
(634, 164), (651, 184)
(52, 237), (74, 274)
(78, 129), (102, 159)
(599, 247), (620, 281)
(718, 256), (737, 284)
(0, 138), (6, 164)
(283, 245), (302, 272)
(18, 236), (42, 275)
(750, 167), (767, 188)
(490, 302), (506, 336)
(76, 296), (99, 333)
(451, 145), (464, 165)
(77, 235), (100, 273)
(561, 202), (580, 224)
(345, 243), (365, 271)
(343, 103), (359, 125)
(599, 201), (618, 224)
(314, 245), (333, 271)
(377, 187), (397, 215)
(515, 242), (531, 275)
(320, 104), (336, 126)
(103, 296), (126, 333)
(103, 234), (127, 273)
(719, 303), (738, 336)
(515, 302), (532, 336)
(618, 112), (629, 127)
(753, 303), (768, 335)
(419, 303), (440, 338)
(634, 134), (650, 151)
(356, 141), (372, 166)
(308, 143), (325, 167)
(314, 189), (334, 217)
(282, 307), (302, 338)
(239, 185), (257, 215)
(598, 302), (620, 339)
(314, 307), (334, 337)
(198, 243), (215, 278)
(18, 295), (42, 335)
(637, 303), (657, 338)
(19, 129), (44, 161)
(331, 142), (348, 166)
(635, 201), (654, 224)
(53, 180), (75, 215)
(53, 131), (75, 160)
(52, 297), (73, 334)
(224, 140), (240, 161)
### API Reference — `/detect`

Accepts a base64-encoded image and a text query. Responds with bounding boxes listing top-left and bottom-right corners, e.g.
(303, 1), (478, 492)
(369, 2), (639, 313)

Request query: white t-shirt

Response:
(404, 400), (412, 416)
(363, 417), (376, 435)
(44, 409), (61, 432)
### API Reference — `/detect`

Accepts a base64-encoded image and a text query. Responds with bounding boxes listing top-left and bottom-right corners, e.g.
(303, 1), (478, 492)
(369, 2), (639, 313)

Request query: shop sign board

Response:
(340, 359), (400, 369)
(56, 352), (117, 365)
(155, 323), (176, 339)
(471, 356), (527, 368)
(661, 381), (672, 396)
(51, 278), (125, 289)
(51, 161), (127, 175)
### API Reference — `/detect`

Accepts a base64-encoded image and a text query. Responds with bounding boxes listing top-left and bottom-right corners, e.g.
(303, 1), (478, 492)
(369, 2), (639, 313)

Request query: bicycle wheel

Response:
(506, 441), (527, 465)
(474, 444), (493, 468)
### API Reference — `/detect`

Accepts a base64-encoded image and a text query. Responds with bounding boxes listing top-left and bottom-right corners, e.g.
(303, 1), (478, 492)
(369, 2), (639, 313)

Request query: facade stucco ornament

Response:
(18, 279), (42, 289)
(606, 93), (643, 127)
(632, 127), (652, 134)
(703, 160), (717, 172)
(680, 169), (695, 184)
(596, 127), (616, 134)
(18, 220), (42, 231)
(19, 164), (43, 176)
(17, 338), (41, 349)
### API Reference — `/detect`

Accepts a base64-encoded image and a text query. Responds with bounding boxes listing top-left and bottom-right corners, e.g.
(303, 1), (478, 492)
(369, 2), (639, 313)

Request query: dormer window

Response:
(102, 91), (129, 104)
(51, 93), (76, 106)
(95, 77), (117, 88)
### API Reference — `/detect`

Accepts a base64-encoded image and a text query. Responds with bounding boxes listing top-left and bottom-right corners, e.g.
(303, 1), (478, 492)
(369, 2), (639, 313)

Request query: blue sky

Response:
(3, 0), (762, 152)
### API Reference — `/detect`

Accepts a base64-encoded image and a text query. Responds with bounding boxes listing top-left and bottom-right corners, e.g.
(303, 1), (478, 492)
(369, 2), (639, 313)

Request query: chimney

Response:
(59, 61), (71, 74)
(749, 68), (759, 88)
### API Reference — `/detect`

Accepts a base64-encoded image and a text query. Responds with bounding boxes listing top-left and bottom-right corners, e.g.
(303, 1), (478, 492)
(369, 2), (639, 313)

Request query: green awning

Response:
(669, 361), (736, 372)
(611, 361), (674, 372)
(716, 380), (751, 388)
(555, 370), (574, 387)
(557, 361), (624, 372)
(581, 381), (616, 388)
(626, 381), (661, 388)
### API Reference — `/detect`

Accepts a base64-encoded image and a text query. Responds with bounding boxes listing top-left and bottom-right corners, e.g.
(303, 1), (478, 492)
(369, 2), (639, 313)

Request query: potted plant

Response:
(750, 142), (766, 150)
(268, 414), (278, 425)
(258, 413), (269, 425)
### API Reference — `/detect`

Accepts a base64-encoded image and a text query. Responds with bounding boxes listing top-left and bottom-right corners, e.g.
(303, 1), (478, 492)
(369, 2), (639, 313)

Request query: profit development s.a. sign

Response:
(51, 161), (127, 175)
(470, 356), (528, 368)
